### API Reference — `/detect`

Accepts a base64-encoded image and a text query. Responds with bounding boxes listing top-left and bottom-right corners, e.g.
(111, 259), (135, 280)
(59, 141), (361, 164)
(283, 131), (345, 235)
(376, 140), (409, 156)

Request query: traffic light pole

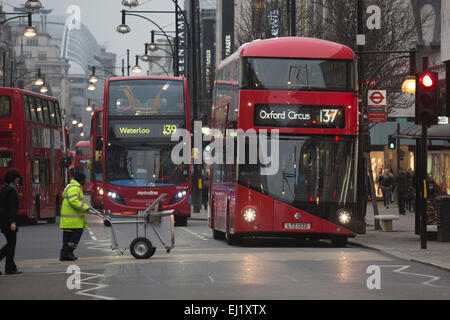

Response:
(420, 123), (428, 249)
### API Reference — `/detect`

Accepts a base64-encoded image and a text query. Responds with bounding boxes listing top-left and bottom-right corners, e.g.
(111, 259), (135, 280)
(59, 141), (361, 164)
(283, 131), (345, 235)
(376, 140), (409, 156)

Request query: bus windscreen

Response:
(105, 144), (189, 187)
(108, 79), (185, 116)
(238, 135), (356, 206)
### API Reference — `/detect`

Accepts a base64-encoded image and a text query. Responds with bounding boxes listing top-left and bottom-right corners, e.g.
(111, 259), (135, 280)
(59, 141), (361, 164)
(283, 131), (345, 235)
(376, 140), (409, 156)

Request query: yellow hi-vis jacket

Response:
(59, 179), (89, 229)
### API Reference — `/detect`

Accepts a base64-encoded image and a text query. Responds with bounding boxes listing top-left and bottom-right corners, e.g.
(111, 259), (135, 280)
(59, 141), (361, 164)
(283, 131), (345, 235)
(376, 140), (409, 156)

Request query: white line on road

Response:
(379, 265), (442, 287)
(208, 275), (215, 283)
(75, 272), (116, 300)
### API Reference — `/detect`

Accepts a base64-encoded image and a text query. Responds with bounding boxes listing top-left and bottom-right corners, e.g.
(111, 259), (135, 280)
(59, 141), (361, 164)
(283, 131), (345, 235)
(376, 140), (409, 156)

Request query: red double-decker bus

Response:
(209, 38), (359, 246)
(0, 87), (67, 224)
(90, 108), (103, 209)
(74, 140), (92, 193)
(102, 77), (191, 226)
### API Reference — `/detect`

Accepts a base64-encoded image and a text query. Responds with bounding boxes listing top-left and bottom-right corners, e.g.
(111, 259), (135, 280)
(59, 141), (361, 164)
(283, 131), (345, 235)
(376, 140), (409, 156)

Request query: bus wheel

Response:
(226, 232), (241, 246)
(331, 237), (348, 247)
(213, 229), (225, 240)
(130, 238), (155, 259)
(46, 218), (56, 224)
(104, 219), (111, 227)
(175, 215), (188, 227)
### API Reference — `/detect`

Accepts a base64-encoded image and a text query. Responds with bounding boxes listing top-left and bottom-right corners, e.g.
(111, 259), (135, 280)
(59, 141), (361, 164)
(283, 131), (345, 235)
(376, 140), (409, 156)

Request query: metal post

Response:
(122, 59), (125, 76)
(290, 0), (296, 36)
(356, 0), (367, 234)
(420, 123), (428, 249)
(397, 122), (401, 175)
(127, 49), (130, 76)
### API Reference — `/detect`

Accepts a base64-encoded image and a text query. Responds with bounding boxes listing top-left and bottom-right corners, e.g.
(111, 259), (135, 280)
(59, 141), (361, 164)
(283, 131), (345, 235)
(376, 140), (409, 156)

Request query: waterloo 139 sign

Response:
(368, 90), (387, 123)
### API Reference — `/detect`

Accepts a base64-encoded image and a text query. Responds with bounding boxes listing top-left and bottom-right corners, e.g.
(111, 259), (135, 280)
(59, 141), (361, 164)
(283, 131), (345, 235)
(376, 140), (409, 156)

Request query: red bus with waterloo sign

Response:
(102, 77), (191, 226)
(209, 37), (359, 246)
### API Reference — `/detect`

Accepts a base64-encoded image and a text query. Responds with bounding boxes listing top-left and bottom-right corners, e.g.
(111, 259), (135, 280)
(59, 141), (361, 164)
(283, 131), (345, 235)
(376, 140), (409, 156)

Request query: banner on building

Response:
(202, 18), (215, 96)
(176, 11), (187, 77)
(222, 1), (235, 59)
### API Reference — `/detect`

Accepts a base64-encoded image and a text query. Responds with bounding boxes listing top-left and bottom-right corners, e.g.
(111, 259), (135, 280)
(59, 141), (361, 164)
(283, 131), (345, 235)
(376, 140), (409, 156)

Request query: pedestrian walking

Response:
(378, 169), (394, 209)
(0, 169), (23, 275)
(394, 169), (409, 215)
(202, 168), (210, 211)
(59, 171), (90, 261)
(405, 168), (415, 212)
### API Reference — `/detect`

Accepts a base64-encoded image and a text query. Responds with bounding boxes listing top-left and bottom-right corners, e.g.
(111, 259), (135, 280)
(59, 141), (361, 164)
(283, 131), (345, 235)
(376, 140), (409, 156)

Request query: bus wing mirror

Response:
(86, 161), (92, 170)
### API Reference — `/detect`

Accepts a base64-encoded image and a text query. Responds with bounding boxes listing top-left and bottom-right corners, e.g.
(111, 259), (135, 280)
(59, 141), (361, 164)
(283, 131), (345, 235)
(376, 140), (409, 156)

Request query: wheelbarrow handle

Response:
(142, 193), (167, 216)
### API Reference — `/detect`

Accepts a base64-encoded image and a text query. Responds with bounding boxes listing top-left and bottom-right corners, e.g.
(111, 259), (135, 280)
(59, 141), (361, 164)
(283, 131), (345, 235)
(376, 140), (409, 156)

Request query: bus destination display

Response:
(111, 120), (184, 139)
(254, 104), (345, 129)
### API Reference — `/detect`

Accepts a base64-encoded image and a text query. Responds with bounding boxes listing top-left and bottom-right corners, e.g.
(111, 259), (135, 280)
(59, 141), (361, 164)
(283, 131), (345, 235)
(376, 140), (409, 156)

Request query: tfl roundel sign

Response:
(368, 90), (387, 107)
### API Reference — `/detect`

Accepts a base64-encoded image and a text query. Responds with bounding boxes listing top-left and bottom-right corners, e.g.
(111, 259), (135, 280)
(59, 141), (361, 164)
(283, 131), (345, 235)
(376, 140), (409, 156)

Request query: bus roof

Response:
(106, 76), (185, 82)
(0, 87), (59, 101)
(75, 140), (91, 148)
(218, 37), (355, 70)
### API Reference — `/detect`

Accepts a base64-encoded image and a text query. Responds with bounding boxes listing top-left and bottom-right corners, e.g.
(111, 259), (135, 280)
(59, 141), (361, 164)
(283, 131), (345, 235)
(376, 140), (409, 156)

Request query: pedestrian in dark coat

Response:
(0, 169), (23, 275)
(378, 169), (394, 209)
(395, 170), (409, 215)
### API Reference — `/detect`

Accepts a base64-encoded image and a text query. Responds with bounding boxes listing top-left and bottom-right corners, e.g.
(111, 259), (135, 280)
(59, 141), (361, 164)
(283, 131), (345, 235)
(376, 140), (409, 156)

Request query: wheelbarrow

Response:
(89, 194), (175, 259)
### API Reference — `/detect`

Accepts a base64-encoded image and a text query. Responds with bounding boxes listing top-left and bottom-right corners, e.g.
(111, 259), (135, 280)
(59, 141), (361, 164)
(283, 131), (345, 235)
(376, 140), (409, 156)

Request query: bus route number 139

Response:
(163, 125), (178, 136)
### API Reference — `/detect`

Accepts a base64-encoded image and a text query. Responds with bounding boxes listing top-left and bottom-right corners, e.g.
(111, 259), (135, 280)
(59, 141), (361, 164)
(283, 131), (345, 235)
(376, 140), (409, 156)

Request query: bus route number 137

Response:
(320, 109), (338, 124)
(163, 125), (178, 136)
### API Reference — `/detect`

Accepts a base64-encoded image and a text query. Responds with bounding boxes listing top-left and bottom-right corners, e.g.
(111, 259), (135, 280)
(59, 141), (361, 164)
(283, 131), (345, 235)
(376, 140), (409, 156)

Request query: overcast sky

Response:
(2, 0), (184, 71)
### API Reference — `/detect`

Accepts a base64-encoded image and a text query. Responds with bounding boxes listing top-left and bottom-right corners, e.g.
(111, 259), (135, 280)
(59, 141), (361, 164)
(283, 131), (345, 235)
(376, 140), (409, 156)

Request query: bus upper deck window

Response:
(0, 96), (12, 118)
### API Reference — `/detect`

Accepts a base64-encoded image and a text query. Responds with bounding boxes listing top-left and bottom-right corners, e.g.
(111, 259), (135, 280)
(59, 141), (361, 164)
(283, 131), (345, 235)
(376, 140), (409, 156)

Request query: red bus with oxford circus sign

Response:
(209, 37), (359, 246)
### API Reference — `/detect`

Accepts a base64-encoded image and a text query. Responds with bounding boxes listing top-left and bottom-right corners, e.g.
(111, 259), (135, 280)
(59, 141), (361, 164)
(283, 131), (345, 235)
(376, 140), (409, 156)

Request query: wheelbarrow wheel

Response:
(130, 238), (156, 259)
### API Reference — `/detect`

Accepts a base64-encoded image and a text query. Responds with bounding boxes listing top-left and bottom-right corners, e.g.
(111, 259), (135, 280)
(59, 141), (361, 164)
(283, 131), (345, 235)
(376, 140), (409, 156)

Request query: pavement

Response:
(351, 202), (450, 272)
(189, 204), (450, 272)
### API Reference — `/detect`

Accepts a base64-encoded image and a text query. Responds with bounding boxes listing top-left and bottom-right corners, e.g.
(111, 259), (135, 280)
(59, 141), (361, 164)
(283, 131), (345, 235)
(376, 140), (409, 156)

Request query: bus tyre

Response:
(175, 215), (188, 227)
(130, 238), (156, 259)
(226, 232), (240, 246)
(213, 229), (225, 240)
(46, 218), (56, 224)
(104, 219), (111, 227)
(331, 237), (348, 247)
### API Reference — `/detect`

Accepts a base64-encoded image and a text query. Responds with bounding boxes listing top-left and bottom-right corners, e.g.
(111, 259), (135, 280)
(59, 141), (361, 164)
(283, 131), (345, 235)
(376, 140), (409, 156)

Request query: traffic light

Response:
(416, 72), (440, 126)
(388, 135), (396, 150)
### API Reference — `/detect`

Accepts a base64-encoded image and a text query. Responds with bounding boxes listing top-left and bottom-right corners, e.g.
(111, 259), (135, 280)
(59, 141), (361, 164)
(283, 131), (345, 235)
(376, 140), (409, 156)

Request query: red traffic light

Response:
(419, 74), (435, 88)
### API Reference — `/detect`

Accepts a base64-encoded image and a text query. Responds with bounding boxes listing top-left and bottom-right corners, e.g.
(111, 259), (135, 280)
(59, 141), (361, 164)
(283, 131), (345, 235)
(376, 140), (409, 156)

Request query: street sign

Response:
(368, 90), (387, 123)
(366, 78), (377, 89)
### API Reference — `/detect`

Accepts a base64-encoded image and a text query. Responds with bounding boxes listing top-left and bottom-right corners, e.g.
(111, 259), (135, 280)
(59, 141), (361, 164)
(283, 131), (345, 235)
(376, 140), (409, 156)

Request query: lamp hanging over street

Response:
(141, 43), (151, 62)
(88, 81), (96, 91)
(122, 0), (139, 8)
(23, 13), (37, 38)
(25, 0), (43, 11)
(89, 66), (99, 83)
(33, 68), (44, 86)
(147, 30), (158, 51)
(132, 55), (142, 74)
(117, 10), (131, 34)
(40, 78), (48, 93)
(401, 75), (416, 94)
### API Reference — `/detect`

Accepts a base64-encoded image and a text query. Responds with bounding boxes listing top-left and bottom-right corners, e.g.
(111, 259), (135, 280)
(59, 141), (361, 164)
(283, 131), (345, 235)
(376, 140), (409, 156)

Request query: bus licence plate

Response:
(284, 223), (311, 230)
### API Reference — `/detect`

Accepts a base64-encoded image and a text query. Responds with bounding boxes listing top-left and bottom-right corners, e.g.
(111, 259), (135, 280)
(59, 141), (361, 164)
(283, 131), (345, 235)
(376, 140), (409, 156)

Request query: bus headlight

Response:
(337, 209), (351, 225)
(107, 191), (126, 205)
(169, 190), (188, 204)
(242, 208), (257, 223)
(98, 187), (104, 196)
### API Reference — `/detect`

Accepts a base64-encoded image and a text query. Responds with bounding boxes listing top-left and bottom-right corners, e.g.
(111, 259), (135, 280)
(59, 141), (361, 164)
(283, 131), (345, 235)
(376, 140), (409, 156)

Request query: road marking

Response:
(379, 265), (442, 287)
(75, 272), (116, 300)
(181, 227), (209, 241)
(83, 240), (112, 253)
(208, 275), (215, 283)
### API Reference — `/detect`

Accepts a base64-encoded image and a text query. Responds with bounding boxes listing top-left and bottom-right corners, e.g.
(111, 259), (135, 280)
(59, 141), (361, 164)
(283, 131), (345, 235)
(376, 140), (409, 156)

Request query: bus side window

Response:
(23, 95), (31, 121)
(28, 96), (37, 122)
(0, 96), (11, 118)
(55, 102), (62, 126)
(41, 99), (51, 125)
(48, 100), (56, 125)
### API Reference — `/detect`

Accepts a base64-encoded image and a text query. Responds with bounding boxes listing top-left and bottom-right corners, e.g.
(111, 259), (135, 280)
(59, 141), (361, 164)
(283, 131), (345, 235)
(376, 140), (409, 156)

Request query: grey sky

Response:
(2, 0), (184, 71)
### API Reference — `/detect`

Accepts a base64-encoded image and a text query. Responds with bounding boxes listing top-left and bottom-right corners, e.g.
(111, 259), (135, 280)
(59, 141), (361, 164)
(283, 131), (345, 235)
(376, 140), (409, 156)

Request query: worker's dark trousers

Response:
(60, 229), (84, 256)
